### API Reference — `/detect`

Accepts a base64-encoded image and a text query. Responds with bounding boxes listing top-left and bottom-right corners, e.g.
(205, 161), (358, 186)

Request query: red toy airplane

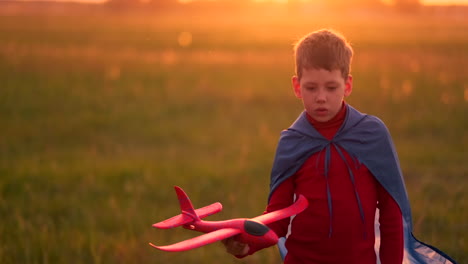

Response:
(149, 186), (308, 252)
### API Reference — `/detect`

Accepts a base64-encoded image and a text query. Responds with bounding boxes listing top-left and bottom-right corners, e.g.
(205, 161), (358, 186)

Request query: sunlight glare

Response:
(401, 80), (413, 97)
(174, 0), (468, 4)
(253, 0), (289, 3)
(422, 0), (468, 4)
(16, 0), (468, 5)
(178, 32), (193, 48)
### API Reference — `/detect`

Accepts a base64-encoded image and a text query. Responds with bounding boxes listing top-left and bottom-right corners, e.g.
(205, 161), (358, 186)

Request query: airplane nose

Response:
(264, 229), (279, 244)
(242, 220), (278, 247)
(244, 220), (270, 236)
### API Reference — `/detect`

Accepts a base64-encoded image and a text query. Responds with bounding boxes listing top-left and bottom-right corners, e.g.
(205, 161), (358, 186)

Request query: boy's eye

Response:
(327, 86), (337, 90)
(305, 86), (316, 91)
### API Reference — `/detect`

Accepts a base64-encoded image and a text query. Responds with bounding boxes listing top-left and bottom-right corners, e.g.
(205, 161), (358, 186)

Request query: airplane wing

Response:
(252, 195), (308, 225)
(196, 202), (223, 219)
(153, 202), (223, 229)
(149, 228), (241, 252)
(152, 214), (193, 229)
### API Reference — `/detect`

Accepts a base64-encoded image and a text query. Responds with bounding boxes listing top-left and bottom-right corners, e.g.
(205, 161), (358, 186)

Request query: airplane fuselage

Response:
(184, 218), (279, 246)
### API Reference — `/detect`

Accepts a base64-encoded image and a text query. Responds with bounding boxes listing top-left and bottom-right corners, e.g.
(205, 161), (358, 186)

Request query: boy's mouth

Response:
(315, 108), (328, 115)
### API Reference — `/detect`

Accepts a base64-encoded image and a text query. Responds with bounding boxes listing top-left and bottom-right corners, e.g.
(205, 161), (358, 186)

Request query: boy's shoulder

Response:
(359, 113), (387, 130)
(344, 105), (390, 135)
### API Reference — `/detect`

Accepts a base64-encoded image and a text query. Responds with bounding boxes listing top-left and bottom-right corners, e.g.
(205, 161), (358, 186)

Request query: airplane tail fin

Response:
(174, 186), (200, 221)
(153, 186), (222, 229)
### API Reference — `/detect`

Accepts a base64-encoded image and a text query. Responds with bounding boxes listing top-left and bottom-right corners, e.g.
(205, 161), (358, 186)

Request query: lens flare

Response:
(178, 32), (193, 48)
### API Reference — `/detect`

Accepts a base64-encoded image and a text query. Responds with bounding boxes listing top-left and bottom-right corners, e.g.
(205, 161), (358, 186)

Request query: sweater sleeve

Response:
(266, 176), (296, 237)
(377, 181), (404, 264)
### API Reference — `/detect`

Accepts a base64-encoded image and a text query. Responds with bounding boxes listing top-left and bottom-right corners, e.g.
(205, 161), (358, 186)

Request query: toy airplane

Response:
(149, 186), (308, 252)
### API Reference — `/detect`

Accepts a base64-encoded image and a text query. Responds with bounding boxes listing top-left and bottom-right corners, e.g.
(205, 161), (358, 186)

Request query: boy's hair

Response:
(294, 29), (353, 80)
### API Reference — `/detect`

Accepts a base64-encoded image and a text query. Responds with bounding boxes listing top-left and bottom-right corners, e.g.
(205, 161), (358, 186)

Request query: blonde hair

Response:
(294, 29), (353, 80)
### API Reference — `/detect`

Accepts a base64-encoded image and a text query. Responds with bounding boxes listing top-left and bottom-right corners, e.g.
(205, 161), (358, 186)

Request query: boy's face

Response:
(292, 68), (352, 122)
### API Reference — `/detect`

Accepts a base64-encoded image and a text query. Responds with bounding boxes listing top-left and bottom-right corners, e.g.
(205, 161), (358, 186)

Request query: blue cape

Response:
(269, 104), (457, 264)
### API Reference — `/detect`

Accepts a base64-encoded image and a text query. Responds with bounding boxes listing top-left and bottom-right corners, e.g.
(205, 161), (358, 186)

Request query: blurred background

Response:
(0, 0), (467, 263)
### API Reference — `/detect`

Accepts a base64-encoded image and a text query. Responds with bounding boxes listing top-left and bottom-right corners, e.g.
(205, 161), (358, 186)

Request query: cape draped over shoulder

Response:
(269, 104), (457, 264)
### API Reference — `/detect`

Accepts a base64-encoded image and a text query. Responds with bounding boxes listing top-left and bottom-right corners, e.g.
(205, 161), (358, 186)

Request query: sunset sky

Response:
(17, 0), (468, 4)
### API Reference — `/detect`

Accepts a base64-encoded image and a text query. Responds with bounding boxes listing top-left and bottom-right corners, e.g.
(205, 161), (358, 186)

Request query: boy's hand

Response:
(222, 236), (249, 256)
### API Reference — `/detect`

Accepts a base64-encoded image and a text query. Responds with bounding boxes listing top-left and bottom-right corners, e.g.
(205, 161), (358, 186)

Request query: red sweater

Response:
(251, 103), (403, 263)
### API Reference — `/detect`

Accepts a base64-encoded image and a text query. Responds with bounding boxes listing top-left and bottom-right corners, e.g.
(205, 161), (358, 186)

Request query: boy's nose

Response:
(316, 90), (326, 102)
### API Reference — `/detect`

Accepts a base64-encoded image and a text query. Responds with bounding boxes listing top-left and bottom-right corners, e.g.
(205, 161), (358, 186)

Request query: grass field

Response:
(0, 5), (467, 263)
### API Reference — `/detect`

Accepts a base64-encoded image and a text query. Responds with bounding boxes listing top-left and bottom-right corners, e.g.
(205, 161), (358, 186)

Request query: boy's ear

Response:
(344, 75), (353, 97)
(292, 76), (302, 98)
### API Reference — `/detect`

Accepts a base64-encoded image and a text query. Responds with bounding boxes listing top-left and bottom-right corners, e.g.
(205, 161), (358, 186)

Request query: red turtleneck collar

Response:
(306, 101), (347, 140)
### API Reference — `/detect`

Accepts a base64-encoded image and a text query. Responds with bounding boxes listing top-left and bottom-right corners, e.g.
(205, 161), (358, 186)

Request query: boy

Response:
(223, 29), (456, 264)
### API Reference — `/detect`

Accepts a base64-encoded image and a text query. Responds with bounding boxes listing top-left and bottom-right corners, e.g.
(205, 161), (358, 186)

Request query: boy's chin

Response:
(310, 113), (333, 123)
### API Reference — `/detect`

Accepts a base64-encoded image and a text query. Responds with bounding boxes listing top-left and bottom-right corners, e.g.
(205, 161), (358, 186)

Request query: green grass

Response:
(0, 7), (467, 263)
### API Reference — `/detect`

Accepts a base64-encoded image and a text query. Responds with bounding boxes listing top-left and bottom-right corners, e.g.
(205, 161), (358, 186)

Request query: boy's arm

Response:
(265, 176), (296, 237)
(377, 181), (404, 264)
